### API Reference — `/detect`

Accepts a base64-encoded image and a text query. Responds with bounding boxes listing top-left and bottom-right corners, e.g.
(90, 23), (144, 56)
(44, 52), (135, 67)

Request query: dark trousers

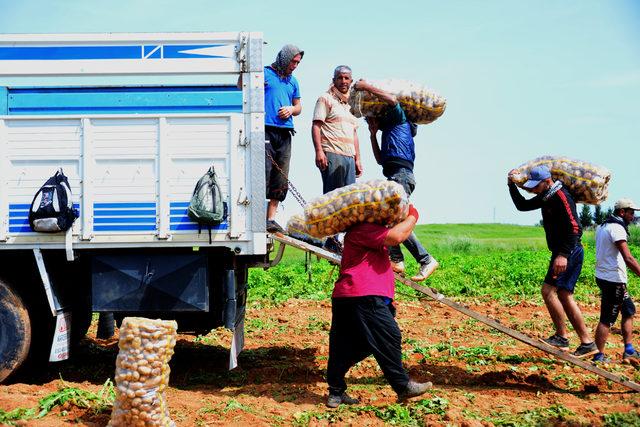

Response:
(320, 151), (356, 194)
(265, 126), (293, 201)
(327, 296), (409, 396)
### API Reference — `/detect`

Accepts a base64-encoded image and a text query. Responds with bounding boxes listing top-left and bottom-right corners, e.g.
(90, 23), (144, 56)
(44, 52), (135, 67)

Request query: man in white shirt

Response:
(593, 198), (640, 363)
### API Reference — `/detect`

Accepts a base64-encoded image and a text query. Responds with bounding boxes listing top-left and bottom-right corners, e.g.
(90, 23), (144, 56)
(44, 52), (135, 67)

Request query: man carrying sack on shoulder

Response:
(508, 165), (597, 358)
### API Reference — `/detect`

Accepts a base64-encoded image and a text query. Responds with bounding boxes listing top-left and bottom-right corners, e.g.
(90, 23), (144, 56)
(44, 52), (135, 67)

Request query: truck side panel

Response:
(1, 113), (247, 246)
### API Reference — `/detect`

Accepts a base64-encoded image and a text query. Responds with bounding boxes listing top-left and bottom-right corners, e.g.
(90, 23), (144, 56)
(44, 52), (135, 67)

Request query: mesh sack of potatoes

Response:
(304, 180), (408, 238)
(286, 214), (326, 247)
(349, 79), (446, 125)
(108, 317), (178, 427)
(510, 156), (611, 205)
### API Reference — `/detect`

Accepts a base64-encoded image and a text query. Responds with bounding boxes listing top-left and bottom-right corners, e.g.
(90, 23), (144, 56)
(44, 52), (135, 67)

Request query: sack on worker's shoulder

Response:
(29, 168), (78, 232)
(510, 156), (611, 205)
(349, 79), (446, 125)
(188, 166), (227, 242)
(304, 180), (409, 238)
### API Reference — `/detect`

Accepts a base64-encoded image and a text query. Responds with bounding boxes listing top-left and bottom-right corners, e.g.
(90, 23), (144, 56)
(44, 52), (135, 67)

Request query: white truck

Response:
(0, 32), (269, 381)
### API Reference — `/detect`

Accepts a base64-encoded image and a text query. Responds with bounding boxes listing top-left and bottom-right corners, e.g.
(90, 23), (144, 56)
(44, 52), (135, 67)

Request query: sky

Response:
(0, 0), (638, 225)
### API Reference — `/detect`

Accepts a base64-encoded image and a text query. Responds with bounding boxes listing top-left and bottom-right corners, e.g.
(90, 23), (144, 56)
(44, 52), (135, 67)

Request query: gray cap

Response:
(614, 198), (640, 210)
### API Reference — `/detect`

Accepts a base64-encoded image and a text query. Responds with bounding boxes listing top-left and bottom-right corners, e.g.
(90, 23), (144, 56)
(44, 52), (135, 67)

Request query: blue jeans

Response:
(386, 167), (431, 264)
(320, 151), (356, 194)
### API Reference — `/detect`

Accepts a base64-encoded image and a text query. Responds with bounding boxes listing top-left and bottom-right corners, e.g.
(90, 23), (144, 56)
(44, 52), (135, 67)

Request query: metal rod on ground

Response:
(270, 232), (640, 393)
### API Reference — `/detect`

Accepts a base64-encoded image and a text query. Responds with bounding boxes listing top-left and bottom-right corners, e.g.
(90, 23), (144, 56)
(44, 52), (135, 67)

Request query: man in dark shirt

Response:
(508, 165), (597, 358)
(353, 79), (438, 282)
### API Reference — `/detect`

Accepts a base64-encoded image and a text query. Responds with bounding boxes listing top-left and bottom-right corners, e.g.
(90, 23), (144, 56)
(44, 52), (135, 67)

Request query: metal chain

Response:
(266, 150), (343, 253)
(266, 150), (307, 208)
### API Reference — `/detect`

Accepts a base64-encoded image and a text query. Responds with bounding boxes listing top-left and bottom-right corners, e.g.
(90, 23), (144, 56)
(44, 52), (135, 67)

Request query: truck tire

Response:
(0, 279), (31, 383)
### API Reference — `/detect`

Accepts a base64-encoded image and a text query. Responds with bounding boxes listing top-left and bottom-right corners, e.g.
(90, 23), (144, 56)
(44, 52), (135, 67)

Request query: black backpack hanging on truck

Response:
(29, 168), (79, 232)
(188, 165), (227, 243)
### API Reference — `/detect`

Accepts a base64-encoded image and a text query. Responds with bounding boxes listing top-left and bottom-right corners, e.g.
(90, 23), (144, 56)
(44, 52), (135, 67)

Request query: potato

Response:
(510, 156), (611, 205)
(349, 79), (446, 125)
(286, 214), (326, 247)
(108, 317), (177, 427)
(302, 180), (409, 238)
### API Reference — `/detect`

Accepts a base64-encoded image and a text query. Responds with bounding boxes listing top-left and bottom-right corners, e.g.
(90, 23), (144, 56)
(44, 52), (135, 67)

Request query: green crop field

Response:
(248, 223), (640, 304)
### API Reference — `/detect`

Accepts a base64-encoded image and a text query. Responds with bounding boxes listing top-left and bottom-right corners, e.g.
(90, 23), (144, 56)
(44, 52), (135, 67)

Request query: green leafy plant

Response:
(491, 404), (577, 426)
(0, 378), (114, 425)
(603, 411), (640, 426)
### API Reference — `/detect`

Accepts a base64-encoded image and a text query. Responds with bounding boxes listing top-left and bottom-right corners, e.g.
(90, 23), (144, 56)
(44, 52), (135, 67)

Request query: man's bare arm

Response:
(616, 240), (640, 277)
(354, 80), (397, 106)
(312, 121), (328, 170)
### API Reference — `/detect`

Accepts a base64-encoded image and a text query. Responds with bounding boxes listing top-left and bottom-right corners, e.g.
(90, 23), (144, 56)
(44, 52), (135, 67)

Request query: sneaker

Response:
(592, 353), (611, 364)
(266, 220), (285, 234)
(573, 342), (598, 359)
(622, 350), (640, 366)
(326, 392), (359, 408)
(397, 380), (432, 401)
(410, 258), (439, 282)
(391, 260), (405, 276)
(541, 334), (570, 350)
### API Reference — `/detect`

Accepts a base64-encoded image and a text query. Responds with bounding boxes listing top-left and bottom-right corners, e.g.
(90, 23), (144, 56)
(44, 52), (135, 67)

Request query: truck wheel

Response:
(0, 279), (31, 383)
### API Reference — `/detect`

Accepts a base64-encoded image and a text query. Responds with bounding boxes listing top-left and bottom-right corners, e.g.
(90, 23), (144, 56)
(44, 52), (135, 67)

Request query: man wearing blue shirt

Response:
(264, 45), (303, 232)
(353, 80), (439, 282)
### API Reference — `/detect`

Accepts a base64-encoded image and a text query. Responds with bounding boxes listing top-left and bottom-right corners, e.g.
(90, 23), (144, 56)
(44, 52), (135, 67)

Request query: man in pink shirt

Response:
(326, 205), (432, 408)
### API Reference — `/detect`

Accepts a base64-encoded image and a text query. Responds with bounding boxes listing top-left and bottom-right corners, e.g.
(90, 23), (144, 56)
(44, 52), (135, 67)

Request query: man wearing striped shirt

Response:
(312, 65), (362, 253)
(312, 65), (362, 194)
(508, 165), (597, 358)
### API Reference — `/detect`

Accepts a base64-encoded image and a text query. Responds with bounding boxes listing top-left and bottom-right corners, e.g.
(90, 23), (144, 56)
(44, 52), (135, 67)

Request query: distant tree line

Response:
(577, 204), (638, 229)
(539, 204), (638, 229)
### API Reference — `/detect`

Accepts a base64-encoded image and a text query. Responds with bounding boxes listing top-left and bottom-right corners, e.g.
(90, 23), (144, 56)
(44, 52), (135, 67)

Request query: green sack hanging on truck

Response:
(510, 156), (611, 205)
(304, 180), (409, 238)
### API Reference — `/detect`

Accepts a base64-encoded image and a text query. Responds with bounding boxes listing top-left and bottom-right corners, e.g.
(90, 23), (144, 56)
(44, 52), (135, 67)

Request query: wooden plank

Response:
(394, 274), (640, 393)
(270, 233), (640, 393)
(271, 233), (341, 264)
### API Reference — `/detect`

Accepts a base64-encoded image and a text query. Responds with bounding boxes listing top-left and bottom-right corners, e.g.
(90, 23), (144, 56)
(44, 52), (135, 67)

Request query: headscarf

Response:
(542, 180), (563, 202)
(329, 84), (349, 104)
(271, 44), (304, 76)
(604, 214), (630, 237)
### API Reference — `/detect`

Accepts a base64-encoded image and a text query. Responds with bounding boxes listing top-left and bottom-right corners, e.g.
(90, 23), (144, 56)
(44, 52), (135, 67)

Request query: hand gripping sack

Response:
(28, 168), (79, 232)
(188, 166), (227, 242)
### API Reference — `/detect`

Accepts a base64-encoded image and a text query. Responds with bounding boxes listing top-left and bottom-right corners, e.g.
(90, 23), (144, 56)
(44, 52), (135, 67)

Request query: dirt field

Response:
(2, 298), (640, 426)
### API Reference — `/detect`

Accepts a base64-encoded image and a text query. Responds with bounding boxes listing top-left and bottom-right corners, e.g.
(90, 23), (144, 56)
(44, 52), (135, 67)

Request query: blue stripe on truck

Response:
(7, 86), (242, 115)
(0, 44), (227, 60)
(93, 202), (156, 232)
(94, 225), (157, 231)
